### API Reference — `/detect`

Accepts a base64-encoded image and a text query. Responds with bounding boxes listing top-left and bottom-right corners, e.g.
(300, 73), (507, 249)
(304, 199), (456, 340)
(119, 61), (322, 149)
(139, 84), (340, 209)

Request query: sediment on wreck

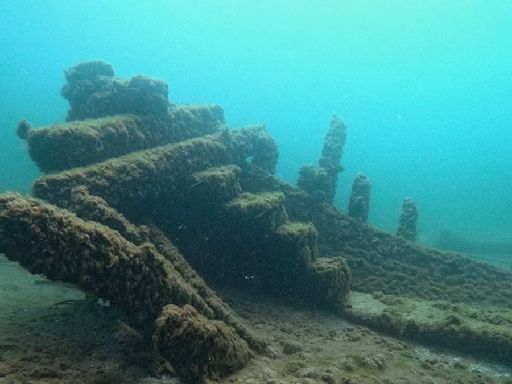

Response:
(0, 194), (256, 382)
(32, 126), (273, 217)
(20, 105), (226, 173)
(63, 185), (150, 244)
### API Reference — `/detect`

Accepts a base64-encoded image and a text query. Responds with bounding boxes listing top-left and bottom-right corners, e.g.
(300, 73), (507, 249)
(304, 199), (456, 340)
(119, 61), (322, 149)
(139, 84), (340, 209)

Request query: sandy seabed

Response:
(0, 254), (511, 384)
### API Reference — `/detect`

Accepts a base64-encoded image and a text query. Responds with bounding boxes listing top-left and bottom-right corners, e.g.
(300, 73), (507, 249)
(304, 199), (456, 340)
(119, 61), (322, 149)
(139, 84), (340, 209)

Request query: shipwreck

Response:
(2, 61), (512, 383)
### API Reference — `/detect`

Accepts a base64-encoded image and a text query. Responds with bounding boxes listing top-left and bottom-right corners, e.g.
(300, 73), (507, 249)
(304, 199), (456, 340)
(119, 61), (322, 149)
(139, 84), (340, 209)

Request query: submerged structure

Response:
(348, 173), (371, 223)
(3, 62), (512, 382)
(397, 197), (419, 241)
(297, 115), (346, 205)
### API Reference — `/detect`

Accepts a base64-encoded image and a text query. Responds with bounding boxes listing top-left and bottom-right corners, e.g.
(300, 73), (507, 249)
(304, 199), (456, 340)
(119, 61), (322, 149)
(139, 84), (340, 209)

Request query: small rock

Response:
(282, 341), (303, 355)
(452, 359), (466, 369)
(321, 373), (337, 384)
(347, 334), (361, 342)
(286, 360), (306, 375)
(362, 354), (386, 370)
(298, 367), (321, 379)
(340, 357), (357, 371)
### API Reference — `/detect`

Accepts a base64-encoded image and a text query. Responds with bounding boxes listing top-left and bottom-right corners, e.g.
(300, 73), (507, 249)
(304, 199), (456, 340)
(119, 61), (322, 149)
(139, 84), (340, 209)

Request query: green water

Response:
(1, 0), (511, 247)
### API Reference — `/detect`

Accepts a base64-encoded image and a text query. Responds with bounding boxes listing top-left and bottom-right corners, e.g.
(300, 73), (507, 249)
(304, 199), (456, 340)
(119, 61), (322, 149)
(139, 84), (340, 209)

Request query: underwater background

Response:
(1, 0), (511, 248)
